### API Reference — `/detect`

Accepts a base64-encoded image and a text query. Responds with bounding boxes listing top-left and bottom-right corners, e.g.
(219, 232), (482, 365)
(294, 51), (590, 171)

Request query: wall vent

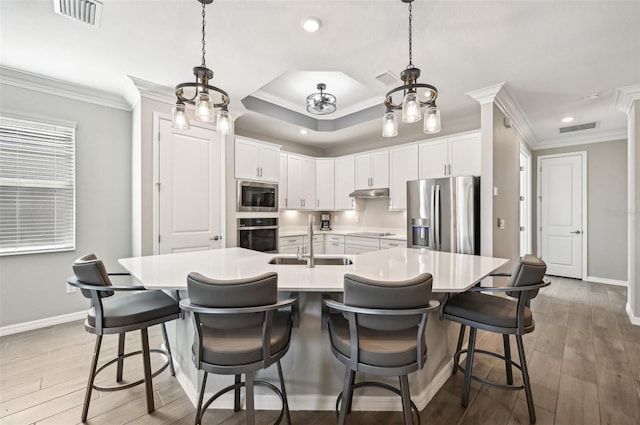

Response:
(559, 121), (598, 133)
(374, 71), (401, 86)
(53, 0), (103, 27)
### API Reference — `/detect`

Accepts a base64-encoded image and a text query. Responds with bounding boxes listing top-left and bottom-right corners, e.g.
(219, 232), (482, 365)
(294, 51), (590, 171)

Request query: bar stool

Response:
(323, 273), (440, 425)
(441, 255), (550, 423)
(179, 271), (295, 425)
(68, 254), (180, 422)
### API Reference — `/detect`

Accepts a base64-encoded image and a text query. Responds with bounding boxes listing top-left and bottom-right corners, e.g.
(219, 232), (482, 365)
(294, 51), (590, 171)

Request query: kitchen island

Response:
(119, 247), (507, 412)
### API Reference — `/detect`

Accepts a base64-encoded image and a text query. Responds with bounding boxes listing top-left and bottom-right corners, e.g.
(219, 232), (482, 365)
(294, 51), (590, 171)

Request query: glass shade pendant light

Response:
(172, 102), (190, 130)
(172, 0), (231, 134)
(382, 0), (440, 137)
(217, 107), (233, 136)
(382, 110), (398, 137)
(423, 104), (441, 134)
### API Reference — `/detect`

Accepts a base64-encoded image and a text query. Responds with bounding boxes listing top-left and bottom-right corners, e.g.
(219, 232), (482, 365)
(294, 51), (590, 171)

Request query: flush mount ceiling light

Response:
(301, 16), (321, 32)
(172, 0), (232, 134)
(299, 129), (308, 135)
(561, 116), (575, 123)
(306, 83), (337, 115)
(382, 0), (441, 138)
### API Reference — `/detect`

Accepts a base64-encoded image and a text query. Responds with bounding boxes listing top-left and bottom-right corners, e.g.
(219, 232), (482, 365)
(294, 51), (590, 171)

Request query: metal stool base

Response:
(92, 348), (172, 392)
(336, 381), (421, 425)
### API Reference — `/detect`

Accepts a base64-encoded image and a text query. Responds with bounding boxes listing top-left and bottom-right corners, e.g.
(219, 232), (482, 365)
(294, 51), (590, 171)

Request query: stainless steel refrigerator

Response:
(406, 176), (480, 254)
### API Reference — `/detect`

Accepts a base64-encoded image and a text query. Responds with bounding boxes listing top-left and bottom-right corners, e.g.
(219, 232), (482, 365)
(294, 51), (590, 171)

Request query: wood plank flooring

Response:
(1, 277), (639, 425)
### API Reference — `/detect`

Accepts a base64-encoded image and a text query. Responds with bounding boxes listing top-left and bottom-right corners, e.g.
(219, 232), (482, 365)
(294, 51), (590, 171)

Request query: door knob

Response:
(211, 235), (220, 241)
(570, 230), (581, 234)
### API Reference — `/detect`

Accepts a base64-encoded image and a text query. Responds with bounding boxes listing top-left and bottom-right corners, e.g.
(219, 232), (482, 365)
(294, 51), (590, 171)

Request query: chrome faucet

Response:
(296, 214), (315, 268)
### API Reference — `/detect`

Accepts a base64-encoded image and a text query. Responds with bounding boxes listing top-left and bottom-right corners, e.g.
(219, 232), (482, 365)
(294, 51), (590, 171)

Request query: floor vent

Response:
(559, 121), (598, 133)
(374, 71), (401, 86)
(53, 0), (103, 27)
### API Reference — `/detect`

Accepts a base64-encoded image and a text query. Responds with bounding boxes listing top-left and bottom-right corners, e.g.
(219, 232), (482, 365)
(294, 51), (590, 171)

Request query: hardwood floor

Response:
(1, 277), (639, 424)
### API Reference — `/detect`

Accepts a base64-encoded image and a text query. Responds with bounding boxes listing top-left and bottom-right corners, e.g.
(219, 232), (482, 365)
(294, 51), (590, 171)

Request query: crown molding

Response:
(614, 83), (640, 115)
(534, 129), (627, 150)
(0, 66), (130, 111)
(126, 76), (176, 107)
(466, 81), (538, 149)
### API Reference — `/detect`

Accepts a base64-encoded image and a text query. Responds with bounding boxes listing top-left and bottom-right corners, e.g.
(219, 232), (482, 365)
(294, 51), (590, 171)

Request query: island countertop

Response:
(119, 247), (508, 292)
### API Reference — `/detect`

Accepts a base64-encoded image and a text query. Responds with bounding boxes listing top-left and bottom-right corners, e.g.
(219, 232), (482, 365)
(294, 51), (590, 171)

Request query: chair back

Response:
(187, 272), (278, 329)
(507, 255), (547, 299)
(343, 273), (433, 331)
(72, 254), (114, 298)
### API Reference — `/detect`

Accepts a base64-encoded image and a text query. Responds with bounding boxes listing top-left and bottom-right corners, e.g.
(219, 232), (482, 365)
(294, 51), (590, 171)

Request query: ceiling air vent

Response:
(53, 0), (103, 27)
(559, 122), (598, 134)
(374, 71), (401, 86)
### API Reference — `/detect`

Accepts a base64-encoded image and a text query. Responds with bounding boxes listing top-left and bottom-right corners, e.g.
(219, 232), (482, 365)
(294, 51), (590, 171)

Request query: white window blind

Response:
(0, 116), (76, 255)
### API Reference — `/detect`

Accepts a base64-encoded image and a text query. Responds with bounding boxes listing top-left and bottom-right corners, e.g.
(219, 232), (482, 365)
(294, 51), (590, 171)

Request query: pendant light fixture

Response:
(172, 0), (232, 135)
(306, 83), (337, 115)
(382, 0), (441, 137)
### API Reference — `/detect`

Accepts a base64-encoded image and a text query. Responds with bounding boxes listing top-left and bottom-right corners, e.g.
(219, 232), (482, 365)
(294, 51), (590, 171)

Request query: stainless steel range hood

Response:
(348, 188), (390, 198)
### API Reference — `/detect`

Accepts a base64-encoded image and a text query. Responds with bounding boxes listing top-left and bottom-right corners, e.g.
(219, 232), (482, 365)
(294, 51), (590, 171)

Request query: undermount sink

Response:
(268, 257), (353, 266)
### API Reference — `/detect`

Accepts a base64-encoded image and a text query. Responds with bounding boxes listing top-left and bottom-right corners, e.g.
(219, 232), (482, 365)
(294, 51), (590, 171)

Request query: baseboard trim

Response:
(0, 310), (87, 337)
(584, 276), (628, 287)
(626, 303), (640, 326)
(175, 358), (454, 411)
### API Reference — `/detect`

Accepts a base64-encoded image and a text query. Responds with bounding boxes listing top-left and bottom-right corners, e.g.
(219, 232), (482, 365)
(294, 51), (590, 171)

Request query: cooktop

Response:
(347, 232), (395, 237)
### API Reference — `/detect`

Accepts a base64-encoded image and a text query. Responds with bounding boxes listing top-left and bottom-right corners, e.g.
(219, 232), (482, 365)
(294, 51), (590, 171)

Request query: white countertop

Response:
(119, 247), (507, 293)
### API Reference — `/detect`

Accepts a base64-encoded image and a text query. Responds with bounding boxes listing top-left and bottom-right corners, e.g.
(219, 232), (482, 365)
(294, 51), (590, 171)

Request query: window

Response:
(0, 115), (76, 255)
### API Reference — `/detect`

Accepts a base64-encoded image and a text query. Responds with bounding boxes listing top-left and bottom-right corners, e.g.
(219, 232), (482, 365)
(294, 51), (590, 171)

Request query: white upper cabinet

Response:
(419, 132), (480, 179)
(234, 137), (280, 182)
(286, 154), (315, 210)
(315, 159), (335, 210)
(389, 144), (418, 210)
(355, 150), (389, 189)
(279, 153), (287, 210)
(334, 156), (355, 210)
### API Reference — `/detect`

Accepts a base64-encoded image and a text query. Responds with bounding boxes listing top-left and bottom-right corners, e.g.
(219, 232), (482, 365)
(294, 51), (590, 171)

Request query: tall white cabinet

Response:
(389, 144), (418, 210)
(334, 156), (355, 210)
(234, 137), (280, 182)
(286, 154), (315, 210)
(315, 159), (335, 210)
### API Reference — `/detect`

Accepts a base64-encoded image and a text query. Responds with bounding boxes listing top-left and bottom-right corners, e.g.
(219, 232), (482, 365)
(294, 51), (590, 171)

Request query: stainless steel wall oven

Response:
(237, 218), (278, 253)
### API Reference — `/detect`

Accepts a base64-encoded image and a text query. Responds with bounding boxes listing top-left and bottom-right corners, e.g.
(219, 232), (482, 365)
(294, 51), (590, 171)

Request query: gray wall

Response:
(0, 84), (132, 327)
(629, 101), (639, 317)
(532, 139), (628, 281)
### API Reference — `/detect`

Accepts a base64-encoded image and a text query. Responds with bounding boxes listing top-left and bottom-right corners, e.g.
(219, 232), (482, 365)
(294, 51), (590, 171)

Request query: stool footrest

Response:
(336, 381), (420, 425)
(454, 348), (525, 391)
(92, 348), (171, 392)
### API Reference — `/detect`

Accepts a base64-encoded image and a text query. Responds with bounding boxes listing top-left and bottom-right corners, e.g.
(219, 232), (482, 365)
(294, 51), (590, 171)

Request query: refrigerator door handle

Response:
(434, 184), (441, 250)
(429, 184), (436, 249)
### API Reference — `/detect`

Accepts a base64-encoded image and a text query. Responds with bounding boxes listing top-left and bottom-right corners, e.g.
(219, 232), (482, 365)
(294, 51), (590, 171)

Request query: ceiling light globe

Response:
(561, 116), (574, 123)
(217, 109), (233, 136)
(172, 103), (190, 130)
(382, 111), (398, 138)
(302, 17), (321, 32)
(423, 106), (441, 134)
(402, 92), (421, 123)
(195, 92), (215, 122)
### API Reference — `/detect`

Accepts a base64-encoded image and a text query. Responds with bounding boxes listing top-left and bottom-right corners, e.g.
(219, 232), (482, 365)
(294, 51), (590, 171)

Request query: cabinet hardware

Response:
(317, 200), (319, 208)
(570, 230), (582, 234)
(256, 167), (260, 177)
(443, 164), (446, 175)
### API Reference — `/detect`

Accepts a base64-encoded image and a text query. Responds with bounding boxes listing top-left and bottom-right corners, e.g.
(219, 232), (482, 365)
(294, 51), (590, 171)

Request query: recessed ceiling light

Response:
(561, 116), (574, 123)
(299, 129), (308, 135)
(301, 17), (321, 33)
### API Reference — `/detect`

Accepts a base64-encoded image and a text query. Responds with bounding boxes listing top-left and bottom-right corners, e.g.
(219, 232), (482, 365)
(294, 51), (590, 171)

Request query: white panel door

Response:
(159, 119), (223, 254)
(370, 150), (389, 188)
(539, 154), (584, 278)
(334, 156), (355, 210)
(389, 144), (418, 210)
(316, 159), (335, 210)
(354, 154), (372, 189)
(449, 133), (481, 176)
(419, 140), (448, 179)
(259, 144), (280, 182)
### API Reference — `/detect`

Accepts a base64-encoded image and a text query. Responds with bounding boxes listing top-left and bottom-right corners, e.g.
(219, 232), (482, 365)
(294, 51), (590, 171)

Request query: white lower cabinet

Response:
(324, 234), (345, 255)
(379, 239), (405, 250)
(279, 236), (304, 254)
(345, 236), (380, 254)
(304, 235), (324, 255)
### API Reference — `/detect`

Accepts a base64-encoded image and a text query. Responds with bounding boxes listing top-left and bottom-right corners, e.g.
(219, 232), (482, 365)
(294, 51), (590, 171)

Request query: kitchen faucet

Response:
(296, 214), (315, 268)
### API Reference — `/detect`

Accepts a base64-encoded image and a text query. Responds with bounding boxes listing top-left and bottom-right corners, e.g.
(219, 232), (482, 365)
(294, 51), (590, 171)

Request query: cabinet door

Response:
(259, 144), (280, 182)
(235, 138), (260, 180)
(279, 154), (287, 209)
(300, 157), (316, 210)
(449, 133), (481, 177)
(370, 150), (389, 188)
(315, 159), (335, 210)
(286, 155), (303, 209)
(325, 242), (345, 255)
(279, 244), (300, 254)
(419, 140), (448, 179)
(354, 154), (372, 189)
(389, 145), (418, 210)
(334, 156), (355, 210)
(345, 245), (379, 255)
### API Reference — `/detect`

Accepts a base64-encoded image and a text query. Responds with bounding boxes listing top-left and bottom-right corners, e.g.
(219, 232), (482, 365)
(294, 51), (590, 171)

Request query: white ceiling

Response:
(1, 0), (639, 151)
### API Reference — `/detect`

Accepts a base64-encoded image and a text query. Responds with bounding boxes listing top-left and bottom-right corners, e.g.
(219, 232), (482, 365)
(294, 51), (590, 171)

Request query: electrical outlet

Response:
(497, 218), (506, 230)
(66, 283), (76, 294)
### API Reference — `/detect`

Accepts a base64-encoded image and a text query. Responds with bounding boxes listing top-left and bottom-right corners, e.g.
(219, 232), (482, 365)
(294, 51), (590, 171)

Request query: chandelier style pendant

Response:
(306, 83), (337, 115)
(172, 0), (232, 135)
(382, 0), (441, 137)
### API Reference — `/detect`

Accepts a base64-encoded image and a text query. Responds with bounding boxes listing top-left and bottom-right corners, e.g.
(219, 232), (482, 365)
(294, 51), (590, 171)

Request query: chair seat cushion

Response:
(442, 291), (532, 330)
(195, 312), (292, 366)
(328, 314), (422, 368)
(88, 290), (180, 329)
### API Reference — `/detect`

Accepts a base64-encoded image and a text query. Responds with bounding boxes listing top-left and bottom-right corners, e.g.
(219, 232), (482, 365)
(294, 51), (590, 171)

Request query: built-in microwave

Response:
(236, 180), (278, 212)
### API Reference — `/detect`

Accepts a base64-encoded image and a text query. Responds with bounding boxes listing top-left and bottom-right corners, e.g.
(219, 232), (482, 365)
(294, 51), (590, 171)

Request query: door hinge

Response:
(519, 196), (525, 201)
(519, 166), (524, 171)
(156, 182), (161, 191)
(158, 234), (161, 243)
(158, 132), (161, 142)
(520, 226), (525, 231)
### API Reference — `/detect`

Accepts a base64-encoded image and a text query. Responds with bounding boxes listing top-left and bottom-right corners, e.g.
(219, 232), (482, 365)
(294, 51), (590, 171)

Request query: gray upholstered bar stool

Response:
(323, 273), (440, 425)
(441, 255), (550, 423)
(179, 271), (295, 425)
(68, 254), (180, 422)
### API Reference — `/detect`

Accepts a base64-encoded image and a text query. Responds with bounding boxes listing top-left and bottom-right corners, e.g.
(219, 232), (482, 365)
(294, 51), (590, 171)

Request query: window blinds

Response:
(0, 116), (75, 255)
